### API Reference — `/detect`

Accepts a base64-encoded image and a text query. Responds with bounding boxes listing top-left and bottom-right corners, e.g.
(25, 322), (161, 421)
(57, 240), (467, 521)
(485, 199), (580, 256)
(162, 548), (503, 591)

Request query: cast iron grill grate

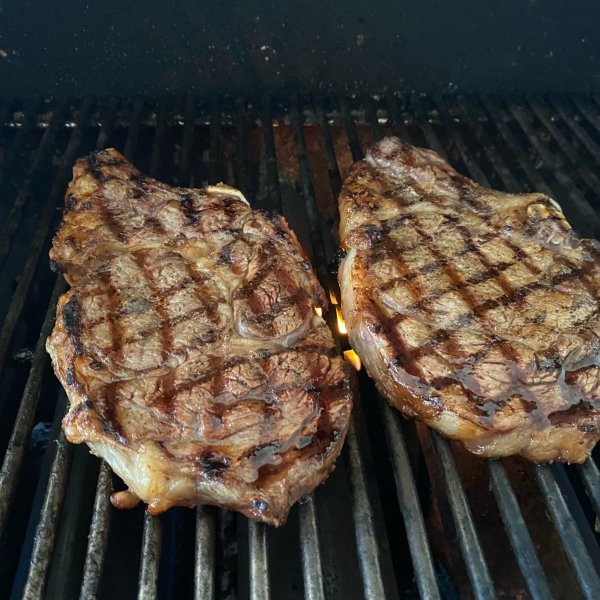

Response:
(1, 93), (600, 600)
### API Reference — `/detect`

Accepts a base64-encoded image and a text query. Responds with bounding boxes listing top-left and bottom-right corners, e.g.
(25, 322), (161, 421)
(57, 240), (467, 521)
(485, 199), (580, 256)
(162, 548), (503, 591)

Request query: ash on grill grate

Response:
(1, 92), (600, 600)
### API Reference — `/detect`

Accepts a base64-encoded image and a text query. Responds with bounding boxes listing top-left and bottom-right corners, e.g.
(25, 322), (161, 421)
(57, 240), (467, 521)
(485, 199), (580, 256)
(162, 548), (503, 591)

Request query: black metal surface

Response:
(2, 93), (600, 600)
(4, 1), (600, 98)
(487, 460), (552, 600)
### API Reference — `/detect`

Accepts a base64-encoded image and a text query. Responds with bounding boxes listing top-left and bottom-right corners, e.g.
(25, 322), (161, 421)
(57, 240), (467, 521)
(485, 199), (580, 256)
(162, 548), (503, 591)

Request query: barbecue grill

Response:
(2, 93), (600, 600)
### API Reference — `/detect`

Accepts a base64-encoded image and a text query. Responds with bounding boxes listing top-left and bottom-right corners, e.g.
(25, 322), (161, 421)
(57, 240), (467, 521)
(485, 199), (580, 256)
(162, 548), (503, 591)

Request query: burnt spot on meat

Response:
(196, 452), (229, 478)
(330, 250), (347, 274)
(89, 361), (104, 370)
(87, 153), (110, 184)
(221, 197), (242, 222)
(144, 217), (164, 233)
(216, 243), (234, 266)
(62, 296), (81, 335)
(64, 194), (77, 213)
(180, 193), (199, 225)
(364, 224), (385, 245)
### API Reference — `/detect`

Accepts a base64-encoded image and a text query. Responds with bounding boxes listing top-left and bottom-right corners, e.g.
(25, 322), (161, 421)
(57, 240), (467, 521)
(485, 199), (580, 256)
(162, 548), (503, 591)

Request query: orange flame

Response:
(344, 350), (362, 371)
(336, 307), (347, 335)
(329, 289), (338, 305)
(315, 307), (323, 317)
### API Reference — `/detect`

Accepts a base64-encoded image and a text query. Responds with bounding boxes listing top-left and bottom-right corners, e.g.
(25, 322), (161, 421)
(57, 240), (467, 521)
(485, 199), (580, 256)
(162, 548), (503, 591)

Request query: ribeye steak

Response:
(339, 137), (600, 463)
(47, 149), (352, 525)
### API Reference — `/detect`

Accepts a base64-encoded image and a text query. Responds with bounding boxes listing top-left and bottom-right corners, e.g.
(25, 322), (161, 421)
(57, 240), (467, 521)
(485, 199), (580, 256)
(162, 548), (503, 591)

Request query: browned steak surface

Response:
(47, 149), (351, 525)
(339, 137), (600, 463)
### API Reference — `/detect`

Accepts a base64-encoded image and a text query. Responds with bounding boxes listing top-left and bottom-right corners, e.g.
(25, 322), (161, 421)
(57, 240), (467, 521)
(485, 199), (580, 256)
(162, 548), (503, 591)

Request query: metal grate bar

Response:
(434, 93), (491, 186)
(340, 101), (435, 599)
(0, 276), (67, 537)
(0, 98), (42, 188)
(294, 96), (400, 600)
(344, 393), (389, 600)
(385, 94), (412, 143)
(194, 506), (215, 600)
(179, 95), (196, 186)
(534, 465), (600, 600)
(211, 101), (240, 600)
(0, 98), (93, 384)
(364, 96), (383, 142)
(298, 496), (326, 600)
(288, 95), (330, 599)
(290, 96), (329, 279)
(315, 96), (343, 203)
(478, 93), (600, 590)
(363, 94), (383, 142)
(235, 97), (250, 198)
(455, 95), (521, 193)
(132, 97), (168, 600)
(137, 512), (163, 600)
(77, 97), (138, 598)
(551, 464), (600, 570)
(504, 96), (600, 237)
(0, 99), (13, 133)
(400, 104), (496, 598)
(21, 422), (74, 600)
(78, 461), (113, 600)
(548, 95), (600, 166)
(578, 459), (600, 518)
(192, 97), (217, 600)
(436, 93), (555, 600)
(526, 96), (600, 198)
(409, 94), (447, 159)
(479, 95), (557, 198)
(123, 97), (144, 164)
(75, 99), (122, 600)
(379, 399), (441, 600)
(0, 99), (67, 267)
(260, 96), (282, 215)
(123, 98), (154, 600)
(569, 94), (600, 139)
(487, 461), (553, 600)
(431, 432), (496, 600)
(339, 95), (363, 162)
(249, 520), (270, 600)
(17, 99), (97, 600)
(149, 99), (169, 178)
(95, 98), (119, 152)
(209, 97), (221, 185)
(148, 100), (169, 179)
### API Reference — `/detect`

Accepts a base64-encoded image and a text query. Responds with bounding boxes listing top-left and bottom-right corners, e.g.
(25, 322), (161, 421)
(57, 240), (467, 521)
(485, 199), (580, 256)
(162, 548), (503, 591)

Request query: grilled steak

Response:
(46, 149), (351, 525)
(339, 136), (600, 463)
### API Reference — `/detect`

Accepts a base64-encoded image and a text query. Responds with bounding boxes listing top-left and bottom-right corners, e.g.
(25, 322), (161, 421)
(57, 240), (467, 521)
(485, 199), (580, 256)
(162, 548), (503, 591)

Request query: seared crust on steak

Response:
(47, 149), (351, 525)
(339, 137), (600, 463)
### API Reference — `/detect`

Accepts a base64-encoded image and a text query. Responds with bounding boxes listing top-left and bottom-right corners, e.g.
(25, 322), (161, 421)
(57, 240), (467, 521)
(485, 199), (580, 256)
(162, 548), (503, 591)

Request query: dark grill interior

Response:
(2, 94), (600, 600)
